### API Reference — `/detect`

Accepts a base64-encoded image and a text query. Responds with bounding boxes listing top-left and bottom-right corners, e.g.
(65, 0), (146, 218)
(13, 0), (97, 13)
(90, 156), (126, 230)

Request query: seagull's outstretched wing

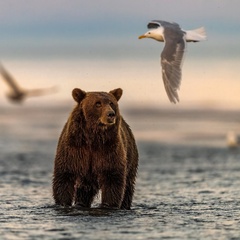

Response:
(160, 28), (186, 103)
(147, 21), (161, 29)
(0, 64), (23, 95)
(148, 20), (179, 30)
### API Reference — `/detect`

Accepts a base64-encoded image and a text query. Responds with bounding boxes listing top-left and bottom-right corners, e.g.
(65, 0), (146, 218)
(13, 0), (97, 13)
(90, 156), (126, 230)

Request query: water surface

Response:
(1, 106), (240, 239)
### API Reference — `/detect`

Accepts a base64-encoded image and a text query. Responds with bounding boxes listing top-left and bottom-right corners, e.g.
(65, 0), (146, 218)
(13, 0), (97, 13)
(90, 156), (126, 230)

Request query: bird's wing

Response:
(25, 86), (58, 97)
(148, 20), (180, 29)
(147, 21), (161, 29)
(0, 64), (22, 94)
(161, 28), (186, 103)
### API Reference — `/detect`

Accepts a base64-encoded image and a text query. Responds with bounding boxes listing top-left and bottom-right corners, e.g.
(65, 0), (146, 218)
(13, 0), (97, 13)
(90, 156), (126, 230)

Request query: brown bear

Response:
(52, 88), (138, 210)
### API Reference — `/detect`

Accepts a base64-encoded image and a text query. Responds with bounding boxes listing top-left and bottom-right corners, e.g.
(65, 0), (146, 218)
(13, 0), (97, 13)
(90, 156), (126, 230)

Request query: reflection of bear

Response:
(53, 88), (138, 209)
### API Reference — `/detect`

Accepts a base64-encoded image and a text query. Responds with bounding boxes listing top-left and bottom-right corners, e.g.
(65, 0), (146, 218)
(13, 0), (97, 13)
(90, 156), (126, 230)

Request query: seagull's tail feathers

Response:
(185, 27), (207, 42)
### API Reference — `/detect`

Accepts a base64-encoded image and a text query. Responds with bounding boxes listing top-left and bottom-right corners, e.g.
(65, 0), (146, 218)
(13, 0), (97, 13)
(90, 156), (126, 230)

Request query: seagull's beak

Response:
(138, 34), (146, 39)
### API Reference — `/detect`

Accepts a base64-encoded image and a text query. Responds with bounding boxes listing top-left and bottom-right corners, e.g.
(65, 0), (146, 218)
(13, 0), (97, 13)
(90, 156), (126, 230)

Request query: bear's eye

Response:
(110, 102), (114, 107)
(95, 101), (101, 108)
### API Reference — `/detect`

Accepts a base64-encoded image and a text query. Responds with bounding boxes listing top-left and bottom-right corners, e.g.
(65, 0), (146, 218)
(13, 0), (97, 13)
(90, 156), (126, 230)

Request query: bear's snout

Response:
(106, 110), (116, 124)
(100, 107), (116, 126)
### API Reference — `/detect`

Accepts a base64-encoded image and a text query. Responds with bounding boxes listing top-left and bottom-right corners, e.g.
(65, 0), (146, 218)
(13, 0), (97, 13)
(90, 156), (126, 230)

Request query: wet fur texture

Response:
(52, 88), (138, 209)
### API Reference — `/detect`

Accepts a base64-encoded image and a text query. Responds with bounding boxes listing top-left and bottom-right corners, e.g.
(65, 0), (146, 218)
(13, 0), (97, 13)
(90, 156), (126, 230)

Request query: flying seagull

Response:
(139, 20), (206, 103)
(0, 64), (58, 103)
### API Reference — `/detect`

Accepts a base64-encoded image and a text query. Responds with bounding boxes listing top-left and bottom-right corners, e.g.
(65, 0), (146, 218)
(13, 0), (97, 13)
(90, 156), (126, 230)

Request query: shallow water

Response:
(1, 106), (240, 239)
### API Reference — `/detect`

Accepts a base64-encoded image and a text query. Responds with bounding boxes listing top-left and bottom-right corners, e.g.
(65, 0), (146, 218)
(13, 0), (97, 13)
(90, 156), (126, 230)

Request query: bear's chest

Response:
(77, 142), (124, 171)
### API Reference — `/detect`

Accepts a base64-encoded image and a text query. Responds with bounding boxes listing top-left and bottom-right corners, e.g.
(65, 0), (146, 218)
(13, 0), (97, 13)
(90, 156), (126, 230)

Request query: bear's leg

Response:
(121, 166), (137, 210)
(53, 172), (75, 206)
(120, 181), (134, 210)
(75, 185), (98, 208)
(100, 170), (126, 209)
(75, 177), (99, 208)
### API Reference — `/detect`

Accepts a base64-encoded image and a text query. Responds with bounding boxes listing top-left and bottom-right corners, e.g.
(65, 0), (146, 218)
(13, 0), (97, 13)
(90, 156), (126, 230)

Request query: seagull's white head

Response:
(138, 26), (165, 42)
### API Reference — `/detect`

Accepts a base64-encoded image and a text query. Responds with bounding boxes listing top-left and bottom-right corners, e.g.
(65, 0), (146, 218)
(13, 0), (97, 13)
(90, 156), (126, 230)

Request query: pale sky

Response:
(0, 0), (240, 108)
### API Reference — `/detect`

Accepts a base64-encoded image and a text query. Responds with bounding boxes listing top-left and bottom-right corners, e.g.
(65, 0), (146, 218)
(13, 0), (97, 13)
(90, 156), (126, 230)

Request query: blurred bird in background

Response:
(0, 63), (58, 104)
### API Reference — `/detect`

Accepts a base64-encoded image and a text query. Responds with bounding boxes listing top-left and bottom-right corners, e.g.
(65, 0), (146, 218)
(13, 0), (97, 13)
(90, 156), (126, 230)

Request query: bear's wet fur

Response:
(52, 88), (138, 209)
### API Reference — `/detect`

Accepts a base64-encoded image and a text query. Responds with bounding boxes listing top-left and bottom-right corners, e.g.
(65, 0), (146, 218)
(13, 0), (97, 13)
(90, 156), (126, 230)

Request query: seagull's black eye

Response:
(148, 32), (151, 34)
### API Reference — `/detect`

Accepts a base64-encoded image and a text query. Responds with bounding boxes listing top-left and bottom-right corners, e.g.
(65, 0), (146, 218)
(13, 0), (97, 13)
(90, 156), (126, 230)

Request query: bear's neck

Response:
(72, 123), (120, 147)
(68, 109), (121, 148)
(85, 121), (120, 146)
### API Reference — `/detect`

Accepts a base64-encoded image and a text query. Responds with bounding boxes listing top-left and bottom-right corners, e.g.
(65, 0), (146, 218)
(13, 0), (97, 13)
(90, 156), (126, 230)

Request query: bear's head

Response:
(72, 88), (123, 128)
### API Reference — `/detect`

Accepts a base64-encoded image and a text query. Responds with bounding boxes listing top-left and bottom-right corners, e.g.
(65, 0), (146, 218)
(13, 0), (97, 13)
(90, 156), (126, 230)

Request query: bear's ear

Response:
(72, 88), (86, 103)
(109, 88), (123, 101)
